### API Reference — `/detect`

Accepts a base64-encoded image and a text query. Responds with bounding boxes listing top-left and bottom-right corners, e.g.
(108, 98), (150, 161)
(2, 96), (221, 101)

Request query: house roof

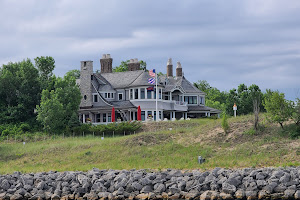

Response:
(129, 71), (162, 87)
(99, 70), (144, 89)
(188, 105), (222, 113)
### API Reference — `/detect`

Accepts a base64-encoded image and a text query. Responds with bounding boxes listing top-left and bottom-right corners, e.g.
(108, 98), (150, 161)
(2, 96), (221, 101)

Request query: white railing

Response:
(173, 101), (187, 106)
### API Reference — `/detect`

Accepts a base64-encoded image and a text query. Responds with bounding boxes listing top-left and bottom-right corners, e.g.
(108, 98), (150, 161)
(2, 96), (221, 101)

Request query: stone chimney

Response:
(167, 58), (173, 77)
(128, 58), (140, 71)
(100, 54), (113, 73)
(176, 61), (183, 77)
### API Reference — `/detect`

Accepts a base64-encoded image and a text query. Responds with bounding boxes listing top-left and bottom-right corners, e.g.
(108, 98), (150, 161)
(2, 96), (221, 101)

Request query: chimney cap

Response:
(102, 54), (106, 59)
(177, 61), (182, 68)
(106, 54), (111, 58)
(134, 58), (138, 63)
(167, 58), (172, 65)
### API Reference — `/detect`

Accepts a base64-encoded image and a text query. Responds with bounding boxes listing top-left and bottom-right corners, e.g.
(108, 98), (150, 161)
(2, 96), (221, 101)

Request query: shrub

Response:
(221, 114), (230, 133)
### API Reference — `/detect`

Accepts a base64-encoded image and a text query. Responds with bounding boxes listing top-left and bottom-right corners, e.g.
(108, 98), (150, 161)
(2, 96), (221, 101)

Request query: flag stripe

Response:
(149, 69), (155, 77)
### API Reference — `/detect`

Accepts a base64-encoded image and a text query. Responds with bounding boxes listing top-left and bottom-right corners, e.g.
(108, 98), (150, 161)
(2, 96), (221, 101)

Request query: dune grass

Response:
(0, 115), (299, 174)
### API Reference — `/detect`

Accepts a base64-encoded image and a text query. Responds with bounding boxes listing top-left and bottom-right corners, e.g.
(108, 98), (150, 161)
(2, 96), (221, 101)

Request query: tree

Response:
(34, 56), (55, 90)
(292, 98), (300, 126)
(113, 60), (147, 72)
(65, 69), (80, 79)
(249, 84), (262, 130)
(221, 113), (230, 133)
(263, 91), (294, 129)
(36, 72), (81, 134)
(193, 80), (211, 93)
(0, 59), (40, 124)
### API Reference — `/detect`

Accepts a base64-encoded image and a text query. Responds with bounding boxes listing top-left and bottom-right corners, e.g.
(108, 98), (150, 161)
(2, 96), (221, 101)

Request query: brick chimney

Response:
(128, 58), (140, 71)
(167, 58), (173, 77)
(100, 54), (113, 73)
(176, 61), (183, 77)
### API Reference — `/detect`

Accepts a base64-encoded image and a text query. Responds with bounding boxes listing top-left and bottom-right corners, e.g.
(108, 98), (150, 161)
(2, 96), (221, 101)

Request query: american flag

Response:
(148, 78), (155, 84)
(149, 69), (156, 77)
(147, 86), (154, 91)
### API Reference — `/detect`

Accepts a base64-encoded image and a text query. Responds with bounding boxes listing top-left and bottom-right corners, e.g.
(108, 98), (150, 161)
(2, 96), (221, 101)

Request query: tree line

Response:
(194, 80), (300, 137)
(0, 57), (82, 135)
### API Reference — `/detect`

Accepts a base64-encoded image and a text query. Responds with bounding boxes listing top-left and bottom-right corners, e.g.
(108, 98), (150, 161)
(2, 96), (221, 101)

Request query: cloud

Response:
(0, 0), (299, 100)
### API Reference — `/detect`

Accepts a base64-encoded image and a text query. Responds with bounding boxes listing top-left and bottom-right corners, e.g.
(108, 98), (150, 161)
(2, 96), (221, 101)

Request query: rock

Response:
(0, 180), (10, 191)
(168, 185), (180, 195)
(184, 192), (198, 200)
(51, 194), (60, 200)
(245, 191), (257, 200)
(220, 192), (234, 200)
(258, 190), (270, 200)
(141, 185), (153, 193)
(295, 190), (300, 200)
(200, 191), (213, 200)
(170, 193), (180, 199)
(256, 172), (267, 180)
(226, 178), (241, 187)
(154, 183), (165, 193)
(77, 174), (88, 185)
(9, 194), (23, 200)
(274, 185), (287, 193)
(210, 191), (220, 200)
(271, 193), (284, 200)
(136, 193), (148, 200)
(131, 182), (143, 191)
(235, 189), (245, 200)
(222, 183), (236, 194)
(161, 192), (168, 199)
(283, 189), (295, 199)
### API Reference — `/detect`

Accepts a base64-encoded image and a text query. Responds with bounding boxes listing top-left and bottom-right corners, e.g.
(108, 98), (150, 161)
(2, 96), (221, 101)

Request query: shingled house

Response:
(77, 54), (220, 124)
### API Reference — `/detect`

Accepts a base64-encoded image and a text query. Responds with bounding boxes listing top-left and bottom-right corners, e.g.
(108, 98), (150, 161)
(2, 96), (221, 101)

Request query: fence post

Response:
(102, 132), (104, 138)
(124, 131), (125, 136)
(15, 135), (16, 143)
(134, 131), (135, 135)
(63, 132), (64, 139)
(113, 131), (114, 137)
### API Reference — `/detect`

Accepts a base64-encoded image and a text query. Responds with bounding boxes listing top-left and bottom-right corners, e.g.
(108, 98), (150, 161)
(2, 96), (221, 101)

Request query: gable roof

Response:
(99, 70), (144, 89)
(129, 71), (162, 87)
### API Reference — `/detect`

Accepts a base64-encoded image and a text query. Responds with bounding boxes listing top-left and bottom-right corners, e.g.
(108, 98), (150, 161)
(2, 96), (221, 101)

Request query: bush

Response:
(221, 114), (230, 133)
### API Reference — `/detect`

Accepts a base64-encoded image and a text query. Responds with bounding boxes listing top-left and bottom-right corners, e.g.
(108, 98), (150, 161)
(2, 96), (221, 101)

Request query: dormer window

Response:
(93, 94), (98, 102)
(118, 93), (123, 100)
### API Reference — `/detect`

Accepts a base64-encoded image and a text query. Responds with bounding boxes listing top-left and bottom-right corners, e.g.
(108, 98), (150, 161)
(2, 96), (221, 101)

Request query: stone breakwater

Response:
(0, 167), (300, 200)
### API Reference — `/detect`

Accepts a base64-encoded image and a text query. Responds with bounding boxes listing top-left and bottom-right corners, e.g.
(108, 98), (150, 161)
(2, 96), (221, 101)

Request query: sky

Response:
(0, 0), (300, 100)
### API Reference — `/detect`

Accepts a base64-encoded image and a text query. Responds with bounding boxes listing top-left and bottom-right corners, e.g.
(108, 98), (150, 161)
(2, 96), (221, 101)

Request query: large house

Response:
(77, 54), (220, 124)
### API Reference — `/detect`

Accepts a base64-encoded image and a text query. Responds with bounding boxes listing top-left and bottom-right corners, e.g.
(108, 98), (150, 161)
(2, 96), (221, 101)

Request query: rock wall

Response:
(0, 167), (300, 200)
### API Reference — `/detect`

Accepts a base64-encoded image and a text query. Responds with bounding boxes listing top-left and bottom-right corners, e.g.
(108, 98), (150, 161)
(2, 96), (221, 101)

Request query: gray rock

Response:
(245, 190), (257, 200)
(154, 183), (165, 193)
(222, 182), (236, 194)
(295, 190), (300, 199)
(10, 194), (23, 200)
(226, 178), (241, 187)
(235, 189), (245, 200)
(141, 185), (153, 193)
(274, 185), (287, 193)
(256, 172), (267, 180)
(0, 180), (10, 190)
(283, 189), (295, 199)
(131, 182), (143, 191)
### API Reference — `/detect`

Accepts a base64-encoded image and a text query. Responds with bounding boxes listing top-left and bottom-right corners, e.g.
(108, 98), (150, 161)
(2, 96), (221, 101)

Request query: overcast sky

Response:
(0, 0), (300, 100)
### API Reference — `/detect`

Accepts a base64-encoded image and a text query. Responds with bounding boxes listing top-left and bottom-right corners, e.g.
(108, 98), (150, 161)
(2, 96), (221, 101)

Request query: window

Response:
(154, 111), (156, 121)
(104, 93), (114, 99)
(93, 94), (98, 102)
(103, 113), (106, 122)
(159, 111), (162, 120)
(135, 89), (138, 99)
(141, 111), (145, 121)
(108, 113), (111, 122)
(159, 89), (162, 99)
(141, 88), (145, 99)
(200, 97), (203, 104)
(118, 93), (123, 100)
(147, 111), (152, 119)
(84, 95), (87, 100)
(147, 90), (152, 99)
(184, 96), (197, 104)
(96, 114), (100, 122)
(130, 89), (133, 99)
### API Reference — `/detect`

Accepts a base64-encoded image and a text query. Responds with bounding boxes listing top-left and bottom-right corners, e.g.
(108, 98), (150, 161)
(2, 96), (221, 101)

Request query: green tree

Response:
(292, 98), (300, 126)
(113, 60), (147, 72)
(221, 113), (230, 133)
(263, 91), (294, 129)
(36, 72), (81, 134)
(0, 59), (40, 124)
(34, 56), (55, 90)
(66, 69), (80, 79)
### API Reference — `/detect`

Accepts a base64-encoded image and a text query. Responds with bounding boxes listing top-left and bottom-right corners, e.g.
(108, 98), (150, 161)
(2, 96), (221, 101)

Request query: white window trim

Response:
(118, 93), (123, 100)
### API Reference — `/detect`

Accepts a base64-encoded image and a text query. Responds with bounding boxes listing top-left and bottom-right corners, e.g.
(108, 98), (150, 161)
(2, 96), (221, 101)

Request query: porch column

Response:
(182, 112), (184, 118)
(173, 111), (175, 119)
(170, 112), (172, 120)
(133, 111), (136, 121)
(208, 112), (211, 117)
(129, 110), (132, 121)
(170, 92), (172, 101)
(89, 112), (94, 123)
(83, 114), (86, 123)
(185, 112), (188, 119)
(205, 112), (207, 117)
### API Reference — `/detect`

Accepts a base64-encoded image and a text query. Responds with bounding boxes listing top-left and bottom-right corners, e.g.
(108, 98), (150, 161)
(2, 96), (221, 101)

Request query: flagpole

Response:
(155, 71), (158, 122)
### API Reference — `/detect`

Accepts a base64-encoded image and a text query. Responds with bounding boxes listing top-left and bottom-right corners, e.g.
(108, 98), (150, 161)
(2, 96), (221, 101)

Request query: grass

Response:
(0, 115), (299, 174)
